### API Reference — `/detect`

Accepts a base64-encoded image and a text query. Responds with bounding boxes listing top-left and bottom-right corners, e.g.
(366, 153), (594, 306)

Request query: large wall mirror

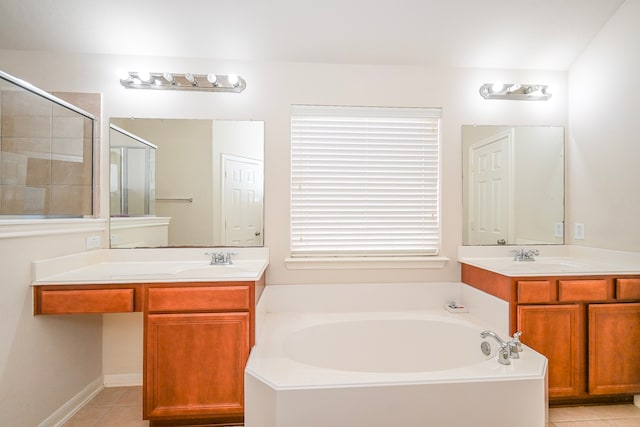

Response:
(462, 125), (564, 246)
(109, 118), (264, 248)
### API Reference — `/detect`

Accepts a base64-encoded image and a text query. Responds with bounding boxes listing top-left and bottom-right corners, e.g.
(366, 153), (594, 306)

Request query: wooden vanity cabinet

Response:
(517, 303), (585, 398)
(143, 280), (257, 427)
(34, 284), (143, 314)
(462, 264), (640, 403)
(588, 303), (640, 396)
(34, 274), (264, 426)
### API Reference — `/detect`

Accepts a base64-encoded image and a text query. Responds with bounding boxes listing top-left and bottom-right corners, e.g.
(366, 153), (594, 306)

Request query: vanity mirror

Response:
(109, 118), (264, 248)
(462, 125), (564, 246)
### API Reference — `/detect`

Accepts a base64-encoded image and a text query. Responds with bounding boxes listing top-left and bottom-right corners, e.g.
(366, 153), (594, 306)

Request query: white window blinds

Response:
(291, 105), (442, 257)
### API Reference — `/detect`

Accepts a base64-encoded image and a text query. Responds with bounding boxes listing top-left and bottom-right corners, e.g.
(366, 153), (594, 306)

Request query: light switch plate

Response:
(574, 223), (585, 240)
(86, 235), (102, 249)
(554, 222), (564, 238)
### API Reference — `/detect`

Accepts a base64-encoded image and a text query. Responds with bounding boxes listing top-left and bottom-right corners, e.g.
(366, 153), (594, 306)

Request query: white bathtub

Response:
(245, 283), (548, 427)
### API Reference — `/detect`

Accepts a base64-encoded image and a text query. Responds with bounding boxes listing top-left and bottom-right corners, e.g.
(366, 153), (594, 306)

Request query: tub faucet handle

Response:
(512, 331), (523, 351)
(510, 331), (523, 354)
(498, 346), (511, 365)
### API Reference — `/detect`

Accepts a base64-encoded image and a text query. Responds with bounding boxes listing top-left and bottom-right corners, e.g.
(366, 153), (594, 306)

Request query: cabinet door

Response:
(589, 303), (640, 395)
(145, 312), (250, 421)
(517, 304), (584, 398)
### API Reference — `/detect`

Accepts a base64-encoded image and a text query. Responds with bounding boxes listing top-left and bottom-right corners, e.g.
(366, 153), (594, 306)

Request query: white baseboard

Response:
(37, 376), (103, 427)
(103, 373), (142, 387)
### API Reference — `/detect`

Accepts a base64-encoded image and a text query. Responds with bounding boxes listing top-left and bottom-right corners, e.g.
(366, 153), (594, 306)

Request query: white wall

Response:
(567, 0), (640, 251)
(1, 53), (569, 283)
(0, 227), (105, 426)
(0, 50), (567, 420)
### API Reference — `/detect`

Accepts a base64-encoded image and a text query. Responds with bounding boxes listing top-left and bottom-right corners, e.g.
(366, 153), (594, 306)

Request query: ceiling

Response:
(0, 0), (625, 70)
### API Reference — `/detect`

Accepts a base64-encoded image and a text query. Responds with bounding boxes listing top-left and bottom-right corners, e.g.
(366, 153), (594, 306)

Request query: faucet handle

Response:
(511, 249), (524, 261)
(511, 331), (523, 352)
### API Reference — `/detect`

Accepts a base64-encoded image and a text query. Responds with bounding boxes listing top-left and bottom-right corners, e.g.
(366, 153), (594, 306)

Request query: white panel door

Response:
(222, 155), (263, 246)
(468, 130), (513, 245)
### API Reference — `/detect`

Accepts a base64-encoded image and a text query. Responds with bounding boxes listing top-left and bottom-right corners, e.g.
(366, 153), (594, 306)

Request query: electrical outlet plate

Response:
(574, 223), (585, 240)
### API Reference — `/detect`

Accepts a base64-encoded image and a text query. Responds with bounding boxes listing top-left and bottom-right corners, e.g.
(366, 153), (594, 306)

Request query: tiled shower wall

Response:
(0, 88), (99, 217)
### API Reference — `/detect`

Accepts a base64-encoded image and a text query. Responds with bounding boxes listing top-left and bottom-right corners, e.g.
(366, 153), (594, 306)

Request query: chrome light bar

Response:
(479, 83), (552, 101)
(119, 71), (246, 93)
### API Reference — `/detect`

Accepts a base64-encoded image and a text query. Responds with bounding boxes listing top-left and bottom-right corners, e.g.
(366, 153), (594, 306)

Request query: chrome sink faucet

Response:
(512, 248), (539, 262)
(205, 251), (235, 265)
(480, 330), (524, 365)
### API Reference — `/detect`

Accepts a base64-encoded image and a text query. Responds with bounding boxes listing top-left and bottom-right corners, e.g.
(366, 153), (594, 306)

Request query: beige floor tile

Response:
(65, 386), (638, 427)
(611, 419), (640, 427)
(113, 386), (143, 407)
(85, 387), (128, 407)
(62, 405), (110, 427)
(93, 405), (148, 427)
(550, 405), (640, 422)
(555, 420), (640, 427)
(589, 405), (640, 419)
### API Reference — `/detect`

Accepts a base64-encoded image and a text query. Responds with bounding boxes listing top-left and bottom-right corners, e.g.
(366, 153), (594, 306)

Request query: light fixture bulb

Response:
(491, 82), (504, 93)
(228, 74), (239, 86)
(138, 71), (151, 83)
(185, 73), (196, 84)
(525, 85), (542, 94)
(116, 68), (131, 81)
(206, 73), (218, 85)
(507, 84), (521, 93)
(163, 72), (175, 83)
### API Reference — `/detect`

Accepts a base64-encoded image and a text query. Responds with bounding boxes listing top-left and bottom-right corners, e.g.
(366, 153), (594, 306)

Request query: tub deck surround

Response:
(245, 283), (548, 427)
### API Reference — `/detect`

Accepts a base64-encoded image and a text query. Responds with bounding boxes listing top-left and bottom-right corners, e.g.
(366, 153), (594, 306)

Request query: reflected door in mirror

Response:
(468, 129), (513, 245)
(462, 126), (564, 246)
(222, 155), (263, 246)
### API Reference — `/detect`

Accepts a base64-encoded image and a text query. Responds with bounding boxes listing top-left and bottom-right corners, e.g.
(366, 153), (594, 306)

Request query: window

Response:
(290, 105), (441, 258)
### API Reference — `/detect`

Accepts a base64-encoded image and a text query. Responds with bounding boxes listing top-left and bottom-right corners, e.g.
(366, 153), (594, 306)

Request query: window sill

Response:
(285, 256), (450, 270)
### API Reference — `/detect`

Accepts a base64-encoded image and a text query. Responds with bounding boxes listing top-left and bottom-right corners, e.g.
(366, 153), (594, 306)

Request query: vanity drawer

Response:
(517, 280), (556, 303)
(39, 288), (134, 314)
(617, 278), (640, 300)
(147, 285), (250, 313)
(558, 279), (609, 302)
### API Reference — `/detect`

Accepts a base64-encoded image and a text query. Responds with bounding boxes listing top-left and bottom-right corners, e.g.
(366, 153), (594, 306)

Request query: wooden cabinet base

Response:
(588, 303), (640, 395)
(144, 312), (250, 421)
(148, 416), (243, 427)
(34, 276), (263, 425)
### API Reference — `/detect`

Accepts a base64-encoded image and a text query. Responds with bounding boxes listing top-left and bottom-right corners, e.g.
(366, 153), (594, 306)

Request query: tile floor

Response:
(63, 386), (640, 427)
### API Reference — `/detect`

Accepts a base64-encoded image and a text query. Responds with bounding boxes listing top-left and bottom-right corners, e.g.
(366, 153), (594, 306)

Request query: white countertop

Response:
(31, 248), (269, 285)
(458, 245), (640, 277)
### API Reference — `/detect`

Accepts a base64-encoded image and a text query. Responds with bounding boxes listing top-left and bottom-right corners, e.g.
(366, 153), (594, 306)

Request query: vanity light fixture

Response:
(137, 71), (152, 83)
(479, 83), (552, 101)
(118, 71), (246, 93)
(163, 72), (175, 84)
(206, 73), (218, 86)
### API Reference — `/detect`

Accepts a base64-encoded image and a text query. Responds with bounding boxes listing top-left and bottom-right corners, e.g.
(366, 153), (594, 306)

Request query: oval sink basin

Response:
(96, 260), (211, 276)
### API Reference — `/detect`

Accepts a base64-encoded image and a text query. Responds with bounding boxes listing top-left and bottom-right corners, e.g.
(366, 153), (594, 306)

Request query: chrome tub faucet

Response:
(206, 251), (235, 265)
(512, 248), (539, 262)
(480, 330), (524, 365)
